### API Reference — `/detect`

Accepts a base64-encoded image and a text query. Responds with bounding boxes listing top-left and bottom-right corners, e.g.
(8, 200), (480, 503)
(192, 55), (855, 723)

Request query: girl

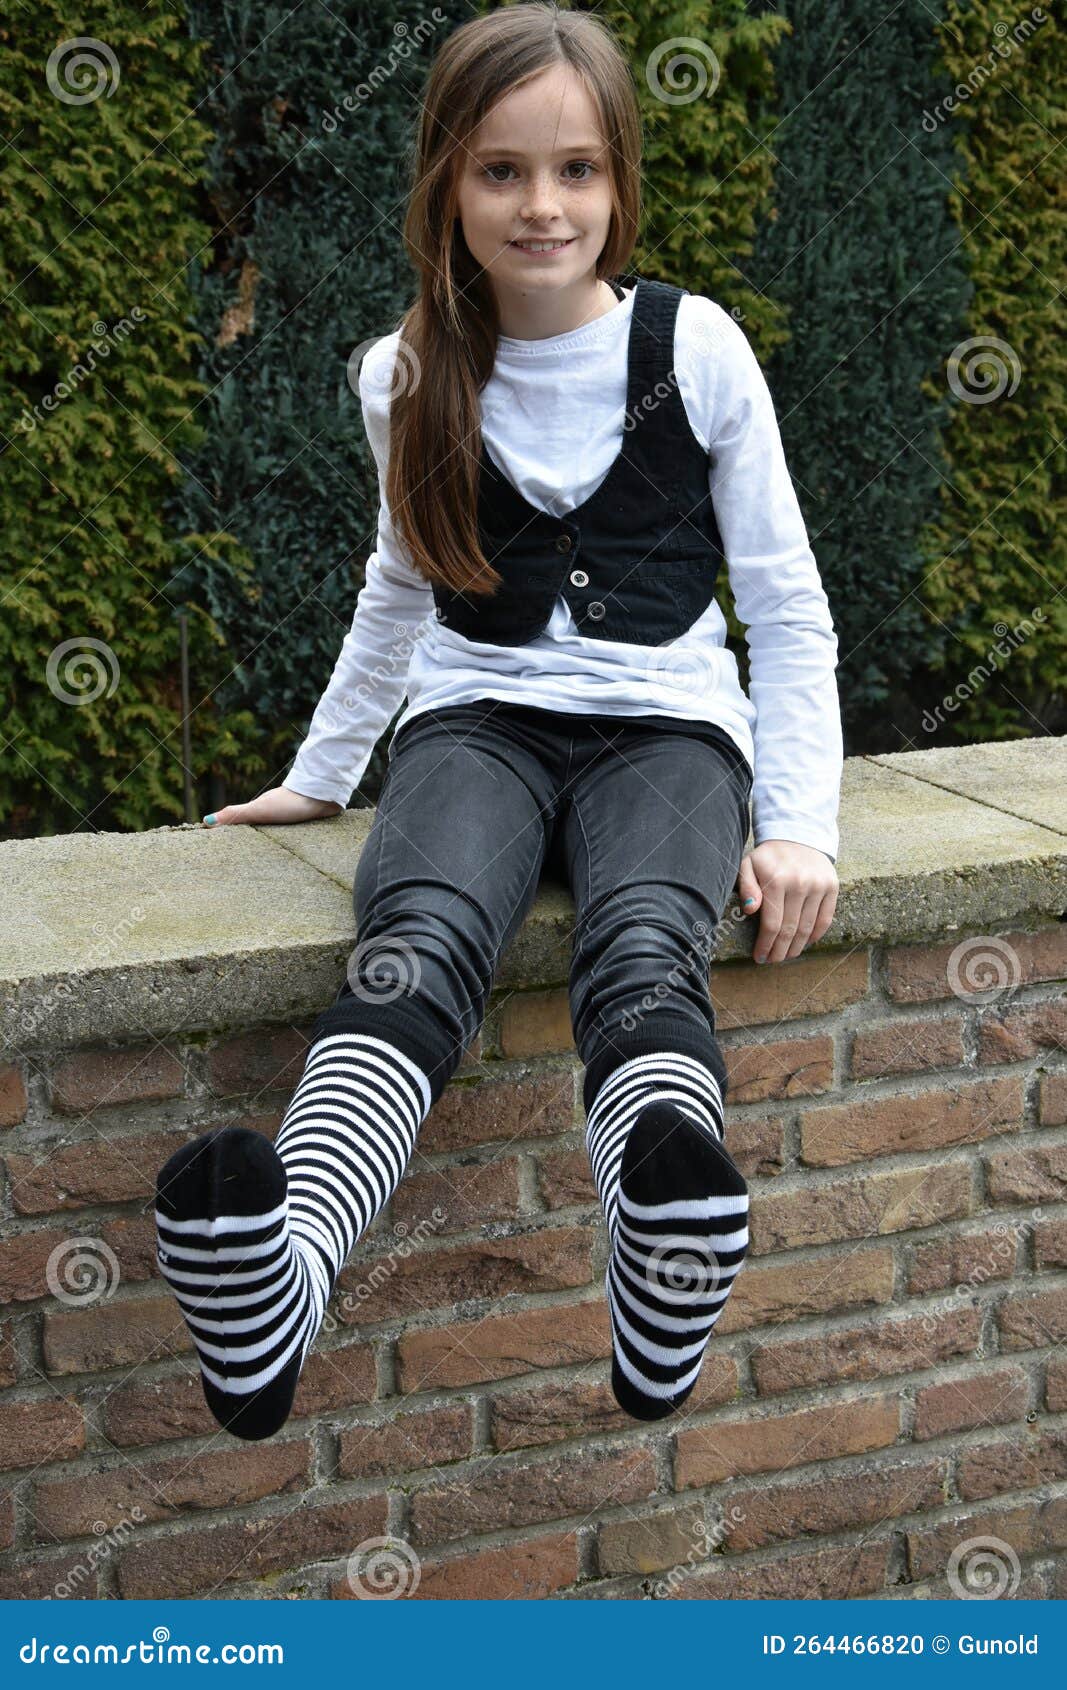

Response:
(155, 2), (841, 1442)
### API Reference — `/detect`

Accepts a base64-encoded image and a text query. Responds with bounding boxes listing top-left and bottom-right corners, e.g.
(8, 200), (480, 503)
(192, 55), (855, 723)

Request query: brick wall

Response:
(1, 916), (1065, 1601)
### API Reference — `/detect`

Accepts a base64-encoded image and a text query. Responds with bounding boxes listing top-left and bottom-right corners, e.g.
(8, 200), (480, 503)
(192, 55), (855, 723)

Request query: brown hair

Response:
(384, 1), (642, 598)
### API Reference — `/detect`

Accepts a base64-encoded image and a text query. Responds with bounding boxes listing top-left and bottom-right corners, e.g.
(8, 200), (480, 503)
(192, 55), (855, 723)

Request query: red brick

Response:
(0, 1492), (13, 1551)
(1039, 1072), (1067, 1126)
(337, 1403), (473, 1479)
(43, 1295), (192, 1375)
(674, 1539), (889, 1599)
(598, 1502), (707, 1575)
(1047, 1355), (1067, 1412)
(34, 1441), (311, 1540)
(752, 1304), (983, 1395)
(727, 1455), (946, 1550)
(1034, 1215), (1067, 1270)
(409, 1445), (656, 1547)
(978, 1001), (1067, 1064)
(712, 950), (870, 1029)
(0, 1320), (17, 1387)
(101, 1339), (376, 1446)
(997, 1285), (1067, 1351)
(205, 1027), (310, 1097)
(888, 928), (1066, 1003)
(800, 1076), (1022, 1166)
(537, 1148), (598, 1210)
(957, 1427), (1067, 1501)
(907, 1226), (1017, 1294)
(421, 1072), (575, 1153)
(723, 1036), (834, 1104)
(50, 1045), (184, 1113)
(985, 1143), (1067, 1204)
(397, 1298), (611, 1392)
(6, 1129), (193, 1215)
(850, 1016), (965, 1079)
(116, 1494), (386, 1599)
(907, 1497), (1067, 1580)
(723, 1112), (788, 1178)
(498, 990), (572, 1058)
(491, 1376), (634, 1451)
(0, 1062), (28, 1128)
(752, 1160), (972, 1254)
(0, 1553), (102, 1601)
(914, 1365), (1031, 1439)
(334, 1226), (593, 1326)
(676, 1393), (900, 1489)
(0, 1398), (84, 1471)
(391, 1157), (523, 1234)
(332, 1530), (580, 1599)
(717, 1245), (893, 1333)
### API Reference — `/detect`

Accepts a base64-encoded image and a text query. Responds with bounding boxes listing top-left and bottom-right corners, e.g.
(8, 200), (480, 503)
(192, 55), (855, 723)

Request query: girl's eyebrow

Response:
(471, 141), (604, 159)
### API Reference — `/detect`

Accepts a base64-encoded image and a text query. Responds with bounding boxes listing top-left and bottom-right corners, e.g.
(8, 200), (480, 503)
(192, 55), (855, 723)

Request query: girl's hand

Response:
(202, 788), (344, 826)
(735, 841), (838, 964)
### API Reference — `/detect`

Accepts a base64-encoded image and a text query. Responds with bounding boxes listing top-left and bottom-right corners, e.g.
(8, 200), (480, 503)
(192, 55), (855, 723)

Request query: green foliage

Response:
(744, 0), (972, 749)
(0, 1), (258, 835)
(918, 0), (1066, 739)
(170, 1), (472, 803)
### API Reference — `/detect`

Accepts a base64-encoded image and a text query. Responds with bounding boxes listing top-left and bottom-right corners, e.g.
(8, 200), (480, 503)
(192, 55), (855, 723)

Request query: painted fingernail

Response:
(203, 814), (216, 825)
(755, 953), (767, 964)
(743, 897), (755, 906)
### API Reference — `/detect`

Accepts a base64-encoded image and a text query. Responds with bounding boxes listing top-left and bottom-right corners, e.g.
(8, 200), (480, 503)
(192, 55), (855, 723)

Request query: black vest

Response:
(430, 274), (726, 648)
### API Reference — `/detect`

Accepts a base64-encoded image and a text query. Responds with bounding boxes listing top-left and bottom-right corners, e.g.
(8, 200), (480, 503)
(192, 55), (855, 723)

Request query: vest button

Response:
(588, 601), (606, 620)
(569, 569), (589, 587)
(555, 534), (572, 552)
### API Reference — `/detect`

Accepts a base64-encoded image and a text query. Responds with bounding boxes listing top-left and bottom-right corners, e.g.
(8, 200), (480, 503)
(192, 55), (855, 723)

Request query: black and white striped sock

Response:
(584, 1051), (749, 1421)
(154, 1032), (431, 1440)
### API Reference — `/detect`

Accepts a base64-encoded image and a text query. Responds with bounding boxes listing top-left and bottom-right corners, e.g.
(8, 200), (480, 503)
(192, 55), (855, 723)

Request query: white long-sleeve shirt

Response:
(283, 285), (843, 860)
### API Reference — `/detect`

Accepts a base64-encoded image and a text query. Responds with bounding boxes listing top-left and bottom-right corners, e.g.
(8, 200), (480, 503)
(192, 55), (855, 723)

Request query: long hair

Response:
(384, 2), (642, 597)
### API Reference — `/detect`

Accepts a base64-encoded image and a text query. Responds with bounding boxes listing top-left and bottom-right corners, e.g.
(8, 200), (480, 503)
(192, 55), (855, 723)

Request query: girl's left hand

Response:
(735, 841), (839, 964)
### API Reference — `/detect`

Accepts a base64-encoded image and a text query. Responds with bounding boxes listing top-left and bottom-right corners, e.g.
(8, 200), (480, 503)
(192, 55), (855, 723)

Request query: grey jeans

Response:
(310, 698), (753, 1116)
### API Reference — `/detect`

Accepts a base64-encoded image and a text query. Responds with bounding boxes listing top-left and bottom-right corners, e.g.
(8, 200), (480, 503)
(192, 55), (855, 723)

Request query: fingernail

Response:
(203, 814), (216, 826)
(743, 897), (755, 906)
(755, 953), (767, 964)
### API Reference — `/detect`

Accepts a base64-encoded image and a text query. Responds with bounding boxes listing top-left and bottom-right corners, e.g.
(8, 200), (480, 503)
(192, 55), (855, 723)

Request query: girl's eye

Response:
(481, 161), (596, 183)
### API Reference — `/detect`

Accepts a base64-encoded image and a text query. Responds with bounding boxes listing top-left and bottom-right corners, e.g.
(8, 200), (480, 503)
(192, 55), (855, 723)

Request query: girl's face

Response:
(454, 62), (616, 302)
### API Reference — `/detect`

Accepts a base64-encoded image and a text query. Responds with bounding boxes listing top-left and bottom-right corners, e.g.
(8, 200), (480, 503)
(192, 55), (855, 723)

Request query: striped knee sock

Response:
(154, 1032), (431, 1440)
(584, 1051), (749, 1421)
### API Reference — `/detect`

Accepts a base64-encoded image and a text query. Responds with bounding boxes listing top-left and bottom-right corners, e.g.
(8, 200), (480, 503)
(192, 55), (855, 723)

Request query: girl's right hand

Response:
(202, 787), (344, 826)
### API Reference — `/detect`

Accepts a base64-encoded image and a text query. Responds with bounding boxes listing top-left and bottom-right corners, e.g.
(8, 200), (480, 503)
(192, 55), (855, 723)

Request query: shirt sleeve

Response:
(282, 339), (435, 807)
(690, 300), (843, 863)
